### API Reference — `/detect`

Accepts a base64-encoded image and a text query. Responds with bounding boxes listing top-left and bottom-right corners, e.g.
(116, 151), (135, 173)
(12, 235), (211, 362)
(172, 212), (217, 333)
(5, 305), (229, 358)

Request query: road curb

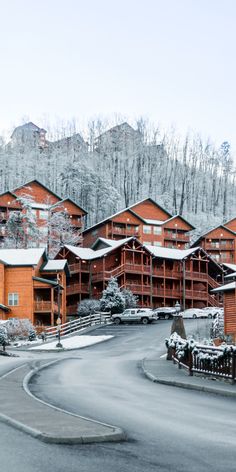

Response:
(141, 358), (236, 398)
(22, 359), (126, 444)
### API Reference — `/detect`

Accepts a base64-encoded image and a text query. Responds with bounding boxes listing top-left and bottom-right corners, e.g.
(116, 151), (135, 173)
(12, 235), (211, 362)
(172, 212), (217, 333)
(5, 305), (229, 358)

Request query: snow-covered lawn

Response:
(29, 335), (113, 350)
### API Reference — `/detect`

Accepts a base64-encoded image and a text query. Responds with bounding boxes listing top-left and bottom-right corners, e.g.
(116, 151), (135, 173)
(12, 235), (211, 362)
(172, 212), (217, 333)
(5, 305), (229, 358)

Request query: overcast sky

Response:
(1, 0), (236, 150)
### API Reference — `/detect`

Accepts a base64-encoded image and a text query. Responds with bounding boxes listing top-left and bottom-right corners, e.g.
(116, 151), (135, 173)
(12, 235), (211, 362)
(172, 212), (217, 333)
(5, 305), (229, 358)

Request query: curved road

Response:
(24, 320), (236, 472)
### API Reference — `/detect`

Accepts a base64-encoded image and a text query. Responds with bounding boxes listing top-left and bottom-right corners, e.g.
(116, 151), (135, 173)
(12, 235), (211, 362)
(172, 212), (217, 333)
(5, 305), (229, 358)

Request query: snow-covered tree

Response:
(100, 277), (125, 314)
(4, 194), (39, 248)
(47, 209), (82, 256)
(0, 325), (8, 351)
(122, 288), (138, 308)
(77, 299), (100, 317)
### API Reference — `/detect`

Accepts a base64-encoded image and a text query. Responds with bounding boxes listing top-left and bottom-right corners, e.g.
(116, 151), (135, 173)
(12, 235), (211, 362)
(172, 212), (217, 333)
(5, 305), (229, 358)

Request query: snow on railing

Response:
(44, 312), (111, 339)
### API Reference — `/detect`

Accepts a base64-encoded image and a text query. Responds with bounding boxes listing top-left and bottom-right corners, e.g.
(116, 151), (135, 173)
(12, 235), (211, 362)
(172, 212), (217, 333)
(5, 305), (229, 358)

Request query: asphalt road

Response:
(1, 319), (236, 472)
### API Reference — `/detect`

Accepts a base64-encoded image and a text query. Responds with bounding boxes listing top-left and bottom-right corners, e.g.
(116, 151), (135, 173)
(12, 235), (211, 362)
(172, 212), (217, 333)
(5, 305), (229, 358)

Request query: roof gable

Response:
(0, 248), (46, 266)
(130, 198), (172, 220)
(12, 179), (62, 204)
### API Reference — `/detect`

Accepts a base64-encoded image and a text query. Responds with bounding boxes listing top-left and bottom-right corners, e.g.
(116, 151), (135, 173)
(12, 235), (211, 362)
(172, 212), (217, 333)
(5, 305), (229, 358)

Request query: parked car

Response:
(111, 308), (157, 325)
(153, 307), (177, 320)
(201, 307), (222, 319)
(181, 308), (209, 319)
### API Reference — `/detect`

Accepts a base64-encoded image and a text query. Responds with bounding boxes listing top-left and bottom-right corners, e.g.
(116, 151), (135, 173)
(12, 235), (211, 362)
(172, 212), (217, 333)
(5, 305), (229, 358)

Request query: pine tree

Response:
(100, 277), (125, 314)
(122, 288), (139, 308)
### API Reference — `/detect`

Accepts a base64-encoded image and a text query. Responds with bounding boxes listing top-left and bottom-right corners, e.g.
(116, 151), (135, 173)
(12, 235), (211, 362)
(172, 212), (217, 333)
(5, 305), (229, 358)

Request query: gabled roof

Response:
(11, 122), (46, 137)
(212, 281), (236, 293)
(163, 214), (195, 230)
(83, 197), (172, 234)
(41, 259), (70, 278)
(192, 224), (236, 246)
(12, 179), (62, 202)
(0, 190), (18, 199)
(64, 237), (134, 261)
(0, 248), (46, 266)
(224, 216), (236, 227)
(96, 122), (141, 140)
(144, 245), (200, 261)
(51, 197), (87, 215)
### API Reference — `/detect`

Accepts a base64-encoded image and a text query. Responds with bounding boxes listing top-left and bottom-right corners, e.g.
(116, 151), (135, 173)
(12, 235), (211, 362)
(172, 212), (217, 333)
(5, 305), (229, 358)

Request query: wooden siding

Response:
(224, 291), (236, 336)
(14, 181), (60, 204)
(131, 200), (169, 220)
(225, 218), (236, 233)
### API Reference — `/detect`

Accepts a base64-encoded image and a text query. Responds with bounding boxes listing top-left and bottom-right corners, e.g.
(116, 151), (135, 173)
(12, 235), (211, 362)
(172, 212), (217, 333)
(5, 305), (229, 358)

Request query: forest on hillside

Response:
(0, 117), (235, 241)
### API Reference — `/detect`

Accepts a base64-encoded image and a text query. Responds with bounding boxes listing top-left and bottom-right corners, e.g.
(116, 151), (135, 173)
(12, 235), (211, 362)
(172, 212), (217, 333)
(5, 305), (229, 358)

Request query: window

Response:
(143, 225), (152, 234)
(154, 226), (162, 235)
(154, 241), (162, 246)
(8, 293), (19, 306)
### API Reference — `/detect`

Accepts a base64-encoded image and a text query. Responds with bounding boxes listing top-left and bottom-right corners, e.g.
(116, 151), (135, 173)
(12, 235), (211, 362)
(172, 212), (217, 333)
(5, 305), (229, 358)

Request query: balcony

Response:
(34, 301), (58, 312)
(164, 232), (189, 242)
(69, 263), (90, 273)
(205, 243), (234, 251)
(185, 290), (208, 300)
(152, 287), (181, 297)
(67, 283), (89, 295)
(185, 271), (208, 281)
(125, 283), (151, 295)
(109, 226), (140, 237)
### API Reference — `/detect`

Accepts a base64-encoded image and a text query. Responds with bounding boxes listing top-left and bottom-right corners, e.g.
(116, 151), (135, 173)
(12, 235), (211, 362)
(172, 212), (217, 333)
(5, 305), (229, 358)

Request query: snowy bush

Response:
(211, 312), (224, 339)
(165, 332), (196, 360)
(100, 277), (125, 314)
(77, 299), (100, 317)
(6, 318), (36, 341)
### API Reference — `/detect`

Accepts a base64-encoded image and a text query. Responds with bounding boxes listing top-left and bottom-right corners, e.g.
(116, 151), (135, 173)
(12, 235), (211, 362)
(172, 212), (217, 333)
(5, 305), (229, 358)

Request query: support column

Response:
(51, 288), (54, 326)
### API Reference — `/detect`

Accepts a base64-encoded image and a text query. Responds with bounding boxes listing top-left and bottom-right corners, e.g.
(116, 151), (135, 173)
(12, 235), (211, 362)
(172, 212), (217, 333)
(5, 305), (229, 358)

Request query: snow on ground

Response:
(29, 335), (113, 350)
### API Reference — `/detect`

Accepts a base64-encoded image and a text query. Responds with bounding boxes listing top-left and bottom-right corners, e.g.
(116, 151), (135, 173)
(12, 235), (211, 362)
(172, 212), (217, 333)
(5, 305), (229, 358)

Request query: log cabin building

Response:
(0, 179), (87, 247)
(0, 248), (68, 326)
(192, 220), (236, 265)
(212, 276), (236, 343)
(57, 237), (222, 318)
(82, 198), (194, 249)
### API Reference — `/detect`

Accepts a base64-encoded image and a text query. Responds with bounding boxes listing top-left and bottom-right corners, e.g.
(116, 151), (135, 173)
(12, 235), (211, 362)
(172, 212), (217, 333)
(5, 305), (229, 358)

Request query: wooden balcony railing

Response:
(67, 283), (89, 295)
(205, 243), (234, 251)
(110, 226), (140, 237)
(69, 263), (90, 273)
(125, 284), (151, 295)
(164, 232), (189, 242)
(185, 290), (208, 299)
(34, 301), (58, 312)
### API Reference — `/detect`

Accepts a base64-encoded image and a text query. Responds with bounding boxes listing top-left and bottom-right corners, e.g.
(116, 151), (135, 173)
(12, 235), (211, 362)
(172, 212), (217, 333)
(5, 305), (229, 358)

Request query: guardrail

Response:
(44, 312), (111, 340)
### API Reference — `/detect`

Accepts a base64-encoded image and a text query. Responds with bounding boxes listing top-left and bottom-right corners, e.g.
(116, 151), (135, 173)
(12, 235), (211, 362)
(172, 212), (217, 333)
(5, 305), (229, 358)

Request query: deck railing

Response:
(170, 341), (236, 383)
(44, 312), (111, 339)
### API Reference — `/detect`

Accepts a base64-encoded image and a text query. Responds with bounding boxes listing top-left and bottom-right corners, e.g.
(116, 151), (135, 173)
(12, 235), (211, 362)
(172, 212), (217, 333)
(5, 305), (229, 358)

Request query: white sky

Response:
(0, 0), (236, 151)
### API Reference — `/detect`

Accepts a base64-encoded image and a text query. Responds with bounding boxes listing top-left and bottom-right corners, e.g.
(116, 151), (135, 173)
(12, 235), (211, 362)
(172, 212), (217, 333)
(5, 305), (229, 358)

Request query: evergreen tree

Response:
(100, 277), (125, 314)
(122, 288), (139, 308)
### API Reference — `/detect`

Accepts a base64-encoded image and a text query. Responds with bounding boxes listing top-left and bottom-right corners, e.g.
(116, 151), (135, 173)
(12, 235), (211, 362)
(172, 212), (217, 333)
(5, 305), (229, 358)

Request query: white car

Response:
(111, 308), (157, 325)
(181, 308), (208, 319)
(201, 307), (222, 319)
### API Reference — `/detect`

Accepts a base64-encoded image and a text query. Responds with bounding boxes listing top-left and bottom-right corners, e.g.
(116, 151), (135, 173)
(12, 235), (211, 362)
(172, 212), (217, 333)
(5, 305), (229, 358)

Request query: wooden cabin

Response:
(0, 180), (87, 247)
(83, 198), (194, 249)
(0, 248), (69, 327)
(192, 225), (236, 265)
(212, 279), (236, 343)
(57, 237), (222, 318)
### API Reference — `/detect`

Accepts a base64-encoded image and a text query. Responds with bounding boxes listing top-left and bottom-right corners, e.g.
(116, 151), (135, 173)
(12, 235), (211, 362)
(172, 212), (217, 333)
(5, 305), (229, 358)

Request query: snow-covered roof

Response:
(222, 263), (236, 272)
(31, 203), (50, 210)
(144, 219), (164, 225)
(65, 237), (134, 260)
(225, 272), (236, 279)
(42, 260), (67, 271)
(212, 281), (236, 293)
(144, 245), (200, 261)
(83, 198), (172, 233)
(0, 248), (45, 266)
